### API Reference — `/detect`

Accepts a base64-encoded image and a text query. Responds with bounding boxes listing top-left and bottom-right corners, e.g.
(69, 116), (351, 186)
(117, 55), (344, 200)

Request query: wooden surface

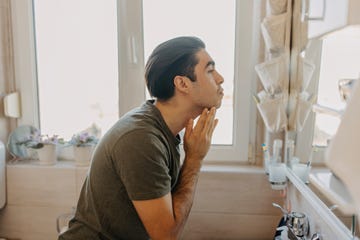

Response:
(0, 163), (282, 240)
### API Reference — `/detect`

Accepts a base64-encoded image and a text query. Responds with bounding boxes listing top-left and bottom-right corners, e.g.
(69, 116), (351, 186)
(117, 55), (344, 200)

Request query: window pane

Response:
(143, 0), (235, 145)
(33, 0), (118, 140)
(313, 27), (360, 147)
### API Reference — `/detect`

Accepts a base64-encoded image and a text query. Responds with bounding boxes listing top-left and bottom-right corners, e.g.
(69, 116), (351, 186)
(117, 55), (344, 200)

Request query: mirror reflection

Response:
(296, 23), (360, 239)
(311, 26), (360, 147)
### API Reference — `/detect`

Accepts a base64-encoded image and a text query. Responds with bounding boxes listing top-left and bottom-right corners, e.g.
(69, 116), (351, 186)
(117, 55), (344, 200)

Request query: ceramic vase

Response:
(36, 144), (57, 165)
(73, 145), (94, 166)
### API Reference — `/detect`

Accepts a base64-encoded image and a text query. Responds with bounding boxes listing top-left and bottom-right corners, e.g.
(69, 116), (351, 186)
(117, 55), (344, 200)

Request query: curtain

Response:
(0, 0), (16, 157)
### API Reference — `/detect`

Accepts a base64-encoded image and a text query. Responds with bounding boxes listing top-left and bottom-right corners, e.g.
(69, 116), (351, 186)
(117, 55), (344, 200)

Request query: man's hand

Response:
(183, 107), (218, 162)
(133, 108), (219, 240)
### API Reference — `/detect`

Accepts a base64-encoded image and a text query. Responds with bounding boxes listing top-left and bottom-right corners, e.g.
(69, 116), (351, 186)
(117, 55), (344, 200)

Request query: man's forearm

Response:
(171, 156), (202, 237)
(168, 108), (217, 239)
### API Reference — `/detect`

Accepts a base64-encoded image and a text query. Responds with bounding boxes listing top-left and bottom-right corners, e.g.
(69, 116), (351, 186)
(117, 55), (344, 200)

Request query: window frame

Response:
(11, 0), (259, 162)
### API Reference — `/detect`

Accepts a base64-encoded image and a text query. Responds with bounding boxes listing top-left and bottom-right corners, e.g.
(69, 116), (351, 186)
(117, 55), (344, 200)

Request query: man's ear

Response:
(174, 76), (190, 94)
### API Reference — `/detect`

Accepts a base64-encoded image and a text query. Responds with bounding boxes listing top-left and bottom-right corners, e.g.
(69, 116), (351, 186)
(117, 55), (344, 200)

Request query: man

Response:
(59, 36), (224, 240)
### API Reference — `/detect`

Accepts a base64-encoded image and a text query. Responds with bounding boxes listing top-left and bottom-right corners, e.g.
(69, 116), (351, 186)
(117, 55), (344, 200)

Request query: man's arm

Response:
(132, 108), (218, 240)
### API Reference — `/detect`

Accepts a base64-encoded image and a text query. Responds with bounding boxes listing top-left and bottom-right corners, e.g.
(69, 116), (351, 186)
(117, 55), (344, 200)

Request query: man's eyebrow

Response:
(205, 60), (215, 69)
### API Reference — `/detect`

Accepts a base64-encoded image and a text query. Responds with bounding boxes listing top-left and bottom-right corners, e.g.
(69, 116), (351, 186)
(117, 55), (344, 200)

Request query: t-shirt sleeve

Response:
(112, 130), (171, 200)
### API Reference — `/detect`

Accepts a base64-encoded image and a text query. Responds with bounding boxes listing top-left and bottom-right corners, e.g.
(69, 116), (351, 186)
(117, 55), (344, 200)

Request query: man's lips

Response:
(219, 88), (224, 96)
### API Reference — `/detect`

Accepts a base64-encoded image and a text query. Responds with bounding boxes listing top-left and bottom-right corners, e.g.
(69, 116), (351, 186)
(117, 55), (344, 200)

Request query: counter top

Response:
(310, 168), (356, 215)
(6, 159), (265, 173)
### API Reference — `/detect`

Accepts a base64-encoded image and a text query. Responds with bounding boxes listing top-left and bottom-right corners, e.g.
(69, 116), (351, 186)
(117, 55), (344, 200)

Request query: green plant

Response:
(17, 130), (60, 149)
(69, 132), (98, 147)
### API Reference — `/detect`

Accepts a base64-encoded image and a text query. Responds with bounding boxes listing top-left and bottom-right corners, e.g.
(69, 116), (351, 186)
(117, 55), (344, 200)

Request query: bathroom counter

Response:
(0, 161), (283, 240)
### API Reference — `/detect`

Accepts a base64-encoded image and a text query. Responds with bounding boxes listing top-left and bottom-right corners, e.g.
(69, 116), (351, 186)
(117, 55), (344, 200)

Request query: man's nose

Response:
(216, 71), (224, 84)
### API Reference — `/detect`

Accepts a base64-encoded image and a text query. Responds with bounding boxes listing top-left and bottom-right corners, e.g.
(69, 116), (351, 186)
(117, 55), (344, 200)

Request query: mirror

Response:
(308, 178), (359, 237)
(286, 166), (359, 238)
(290, 0), (360, 236)
(309, 27), (360, 149)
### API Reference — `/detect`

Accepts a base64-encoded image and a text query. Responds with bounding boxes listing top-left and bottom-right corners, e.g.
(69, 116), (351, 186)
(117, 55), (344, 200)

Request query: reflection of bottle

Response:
(272, 139), (283, 163)
(262, 143), (271, 174)
(286, 139), (295, 167)
(307, 146), (316, 167)
(338, 78), (358, 102)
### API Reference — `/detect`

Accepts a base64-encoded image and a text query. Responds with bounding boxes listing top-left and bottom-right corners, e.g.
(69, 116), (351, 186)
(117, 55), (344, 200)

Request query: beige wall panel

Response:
(194, 171), (284, 215)
(183, 212), (280, 240)
(75, 166), (88, 200)
(6, 165), (77, 207)
(0, 205), (72, 240)
(1, 165), (283, 239)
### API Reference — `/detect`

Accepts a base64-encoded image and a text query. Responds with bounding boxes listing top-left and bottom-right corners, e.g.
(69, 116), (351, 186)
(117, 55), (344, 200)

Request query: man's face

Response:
(189, 49), (224, 109)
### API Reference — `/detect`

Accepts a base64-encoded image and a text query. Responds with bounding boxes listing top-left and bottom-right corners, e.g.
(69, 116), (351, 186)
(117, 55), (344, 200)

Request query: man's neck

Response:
(154, 99), (200, 136)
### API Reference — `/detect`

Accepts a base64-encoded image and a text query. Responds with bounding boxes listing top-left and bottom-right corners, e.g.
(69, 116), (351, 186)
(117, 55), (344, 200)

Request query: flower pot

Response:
(73, 145), (94, 166)
(36, 144), (57, 165)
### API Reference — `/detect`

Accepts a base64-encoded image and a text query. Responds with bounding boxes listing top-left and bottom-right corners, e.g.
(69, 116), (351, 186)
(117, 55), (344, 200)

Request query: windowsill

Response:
(201, 164), (264, 173)
(6, 159), (265, 173)
(6, 159), (88, 169)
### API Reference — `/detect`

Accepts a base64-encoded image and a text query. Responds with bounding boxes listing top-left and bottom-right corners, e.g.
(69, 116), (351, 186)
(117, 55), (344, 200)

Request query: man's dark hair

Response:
(145, 36), (205, 100)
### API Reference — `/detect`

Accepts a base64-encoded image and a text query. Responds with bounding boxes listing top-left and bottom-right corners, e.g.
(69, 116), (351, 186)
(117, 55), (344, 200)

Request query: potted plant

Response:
(19, 131), (60, 165)
(69, 132), (98, 166)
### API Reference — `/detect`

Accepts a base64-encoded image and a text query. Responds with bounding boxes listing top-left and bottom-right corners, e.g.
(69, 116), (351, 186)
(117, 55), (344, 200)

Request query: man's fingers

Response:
(201, 107), (216, 134)
(209, 118), (219, 136)
(184, 118), (194, 139)
(197, 108), (209, 128)
(192, 107), (217, 136)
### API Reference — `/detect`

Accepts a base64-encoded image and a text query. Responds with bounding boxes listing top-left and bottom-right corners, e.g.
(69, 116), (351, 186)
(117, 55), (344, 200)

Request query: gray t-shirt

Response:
(59, 100), (181, 240)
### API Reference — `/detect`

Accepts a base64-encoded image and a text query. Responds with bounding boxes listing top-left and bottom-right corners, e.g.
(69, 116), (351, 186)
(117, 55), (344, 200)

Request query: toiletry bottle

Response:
(262, 143), (271, 174)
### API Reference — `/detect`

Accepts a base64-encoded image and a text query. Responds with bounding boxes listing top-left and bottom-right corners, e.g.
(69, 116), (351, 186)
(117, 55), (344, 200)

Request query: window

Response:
(12, 0), (259, 162)
(33, 0), (119, 139)
(142, 0), (235, 145)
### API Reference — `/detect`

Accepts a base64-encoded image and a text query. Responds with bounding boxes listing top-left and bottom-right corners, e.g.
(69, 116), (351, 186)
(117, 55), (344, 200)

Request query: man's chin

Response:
(203, 101), (222, 110)
(214, 100), (223, 109)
